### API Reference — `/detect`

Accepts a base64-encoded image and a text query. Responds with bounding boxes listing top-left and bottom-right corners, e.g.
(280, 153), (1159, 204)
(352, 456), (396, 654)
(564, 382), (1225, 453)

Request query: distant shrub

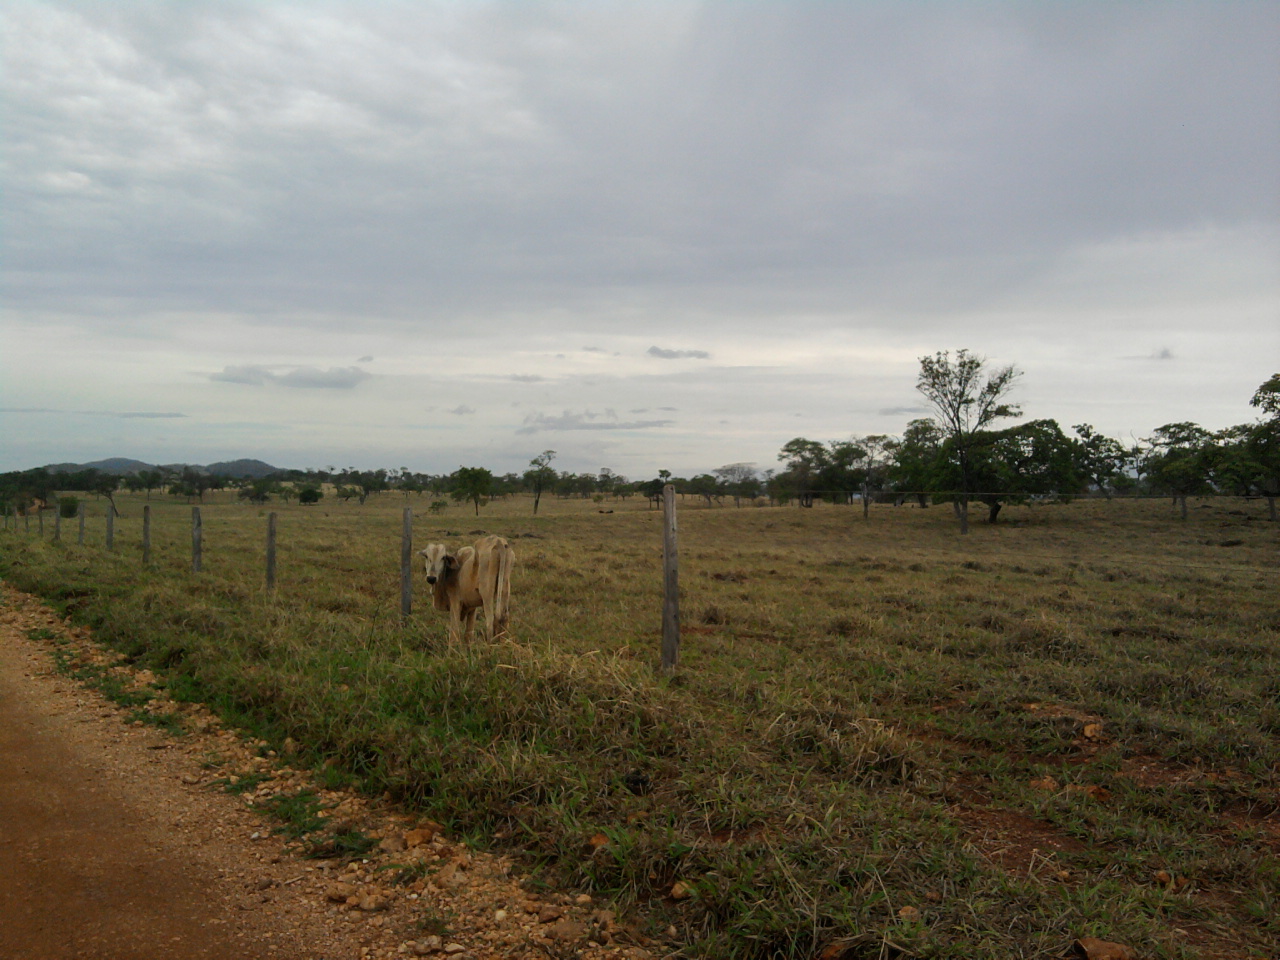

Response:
(59, 497), (79, 519)
(299, 487), (323, 505)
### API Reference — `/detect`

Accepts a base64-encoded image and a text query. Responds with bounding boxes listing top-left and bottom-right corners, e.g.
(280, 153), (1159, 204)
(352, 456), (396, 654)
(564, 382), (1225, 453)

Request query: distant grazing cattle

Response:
(16, 498), (49, 517)
(418, 535), (515, 642)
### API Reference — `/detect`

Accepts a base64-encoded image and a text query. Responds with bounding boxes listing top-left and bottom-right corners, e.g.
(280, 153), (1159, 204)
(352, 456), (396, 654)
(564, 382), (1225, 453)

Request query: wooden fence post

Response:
(142, 505), (151, 564)
(401, 507), (413, 622)
(862, 482), (871, 520)
(24, 511), (30, 534)
(191, 507), (202, 573)
(54, 507), (61, 542)
(38, 509), (45, 538)
(78, 503), (86, 545)
(661, 484), (680, 675)
(265, 512), (277, 592)
(106, 508), (115, 552)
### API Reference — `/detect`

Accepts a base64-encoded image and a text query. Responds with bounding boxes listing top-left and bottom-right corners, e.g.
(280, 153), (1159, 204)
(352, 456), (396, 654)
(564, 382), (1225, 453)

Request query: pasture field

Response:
(1, 491), (1277, 959)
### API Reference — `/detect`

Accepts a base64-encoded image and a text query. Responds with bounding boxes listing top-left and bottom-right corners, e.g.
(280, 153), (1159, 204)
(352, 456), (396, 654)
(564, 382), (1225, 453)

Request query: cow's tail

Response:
(490, 541), (514, 638)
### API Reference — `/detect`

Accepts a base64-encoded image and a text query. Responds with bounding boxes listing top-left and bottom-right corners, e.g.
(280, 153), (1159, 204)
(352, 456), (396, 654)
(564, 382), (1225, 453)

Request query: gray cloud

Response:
(648, 346), (711, 360)
(447, 405), (476, 415)
(508, 374), (546, 383)
(0, 407), (185, 419)
(358, 355), (374, 363)
(517, 410), (676, 434)
(878, 405), (931, 417)
(210, 365), (371, 389)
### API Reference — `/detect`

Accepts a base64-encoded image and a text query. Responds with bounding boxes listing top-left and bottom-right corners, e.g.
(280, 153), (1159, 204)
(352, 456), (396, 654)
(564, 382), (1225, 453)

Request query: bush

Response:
(299, 487), (323, 505)
(59, 497), (79, 519)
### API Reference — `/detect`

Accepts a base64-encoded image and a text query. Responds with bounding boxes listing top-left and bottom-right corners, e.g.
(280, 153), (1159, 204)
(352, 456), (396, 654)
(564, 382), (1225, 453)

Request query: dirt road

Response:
(0, 585), (656, 960)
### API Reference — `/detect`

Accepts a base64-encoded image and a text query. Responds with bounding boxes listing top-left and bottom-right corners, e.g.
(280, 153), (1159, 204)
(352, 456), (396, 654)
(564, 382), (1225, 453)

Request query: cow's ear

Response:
(445, 554), (459, 570)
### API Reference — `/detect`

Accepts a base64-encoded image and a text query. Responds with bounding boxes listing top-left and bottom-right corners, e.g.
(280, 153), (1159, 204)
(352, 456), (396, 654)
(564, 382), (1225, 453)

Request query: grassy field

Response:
(2, 491), (1277, 959)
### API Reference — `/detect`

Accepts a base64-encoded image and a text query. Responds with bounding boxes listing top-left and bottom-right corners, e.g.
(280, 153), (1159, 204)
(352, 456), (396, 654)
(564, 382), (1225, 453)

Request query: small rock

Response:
(1030, 775), (1060, 792)
(379, 835), (407, 854)
(326, 883), (358, 902)
(575, 893), (592, 905)
(897, 905), (919, 921)
(493, 909), (507, 922)
(404, 827), (437, 848)
(669, 881), (693, 900)
(537, 905), (563, 923)
(443, 944), (467, 955)
(357, 892), (391, 912)
(547, 920), (584, 942)
(1072, 938), (1137, 960)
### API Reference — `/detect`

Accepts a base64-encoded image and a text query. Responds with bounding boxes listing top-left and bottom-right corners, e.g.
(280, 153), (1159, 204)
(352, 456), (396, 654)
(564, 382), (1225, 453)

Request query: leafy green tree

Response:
(777, 438), (828, 507)
(1247, 373), (1280, 520)
(885, 419), (946, 507)
(238, 478), (277, 504)
(943, 419), (1085, 523)
(1141, 422), (1217, 519)
(88, 471), (123, 516)
(451, 466), (493, 516)
(687, 473), (723, 507)
(916, 349), (1023, 533)
(713, 463), (761, 506)
(298, 485), (324, 505)
(1072, 424), (1131, 499)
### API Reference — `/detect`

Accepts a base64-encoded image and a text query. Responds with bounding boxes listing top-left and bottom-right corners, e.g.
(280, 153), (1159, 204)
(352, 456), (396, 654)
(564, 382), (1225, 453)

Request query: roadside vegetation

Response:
(1, 490), (1276, 959)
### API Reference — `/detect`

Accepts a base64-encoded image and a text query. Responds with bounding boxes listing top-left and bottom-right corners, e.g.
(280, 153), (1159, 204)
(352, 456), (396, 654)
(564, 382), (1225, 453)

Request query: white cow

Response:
(418, 535), (515, 642)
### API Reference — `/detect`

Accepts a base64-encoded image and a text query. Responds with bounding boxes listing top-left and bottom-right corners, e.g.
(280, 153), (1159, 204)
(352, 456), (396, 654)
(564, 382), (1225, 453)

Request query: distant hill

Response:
(42, 458), (284, 479)
(205, 459), (280, 479)
(45, 457), (157, 475)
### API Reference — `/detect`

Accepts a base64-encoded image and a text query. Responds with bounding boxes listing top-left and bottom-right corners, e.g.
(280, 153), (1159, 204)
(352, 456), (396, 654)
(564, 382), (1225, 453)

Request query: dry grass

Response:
(3, 490), (1277, 959)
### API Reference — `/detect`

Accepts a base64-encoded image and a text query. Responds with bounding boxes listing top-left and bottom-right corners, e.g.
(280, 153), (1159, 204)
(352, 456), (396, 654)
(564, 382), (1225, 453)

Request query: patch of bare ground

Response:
(952, 807), (1088, 880)
(0, 584), (659, 960)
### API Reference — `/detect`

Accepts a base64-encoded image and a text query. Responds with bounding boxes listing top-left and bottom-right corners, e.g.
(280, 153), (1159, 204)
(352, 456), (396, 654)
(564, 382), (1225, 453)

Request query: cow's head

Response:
(418, 544), (457, 585)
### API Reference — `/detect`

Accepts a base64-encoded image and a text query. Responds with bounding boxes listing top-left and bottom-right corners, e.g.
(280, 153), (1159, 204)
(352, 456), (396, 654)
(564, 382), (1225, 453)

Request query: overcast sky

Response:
(3, 1), (1277, 478)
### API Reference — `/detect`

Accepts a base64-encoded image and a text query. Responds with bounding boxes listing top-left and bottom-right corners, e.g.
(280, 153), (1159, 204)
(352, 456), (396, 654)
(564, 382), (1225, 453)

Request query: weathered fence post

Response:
(24, 511), (30, 534)
(191, 507), (202, 573)
(54, 507), (61, 542)
(38, 509), (45, 538)
(265, 512), (277, 592)
(106, 507), (115, 552)
(661, 484), (680, 675)
(78, 503), (86, 545)
(142, 505), (152, 564)
(401, 507), (413, 622)
(862, 481), (871, 520)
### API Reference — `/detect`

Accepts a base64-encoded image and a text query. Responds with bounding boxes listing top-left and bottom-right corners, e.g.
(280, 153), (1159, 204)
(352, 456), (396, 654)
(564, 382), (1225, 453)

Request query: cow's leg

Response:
(462, 607), (478, 642)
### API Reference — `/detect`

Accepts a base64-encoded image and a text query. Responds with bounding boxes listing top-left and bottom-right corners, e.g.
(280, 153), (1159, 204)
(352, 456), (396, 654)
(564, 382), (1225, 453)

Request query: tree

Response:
(298, 485), (324, 505)
(238, 478), (277, 504)
(687, 473), (723, 507)
(885, 419), (946, 507)
(713, 463), (760, 506)
(947, 419), (1085, 523)
(87, 471), (123, 516)
(916, 349), (1022, 533)
(777, 438), (829, 507)
(1247, 373), (1280, 520)
(451, 466), (493, 516)
(1072, 424), (1131, 499)
(1141, 422), (1217, 520)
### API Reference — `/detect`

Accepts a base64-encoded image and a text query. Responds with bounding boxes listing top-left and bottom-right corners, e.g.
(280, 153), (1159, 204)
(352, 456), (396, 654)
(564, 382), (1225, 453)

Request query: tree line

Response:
(3, 354), (1277, 529)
